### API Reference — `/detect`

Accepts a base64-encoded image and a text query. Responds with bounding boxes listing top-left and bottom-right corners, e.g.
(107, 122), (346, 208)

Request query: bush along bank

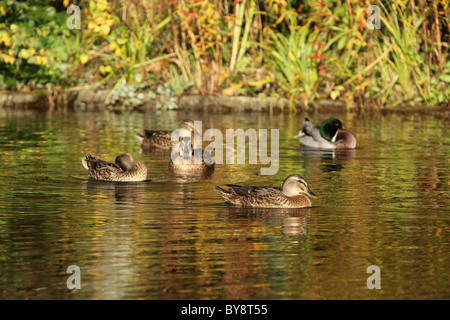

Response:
(0, 0), (449, 111)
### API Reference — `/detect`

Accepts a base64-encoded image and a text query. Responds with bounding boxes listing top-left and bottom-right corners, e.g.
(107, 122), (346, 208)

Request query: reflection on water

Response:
(300, 148), (356, 172)
(0, 108), (449, 300)
(81, 180), (150, 203)
(221, 206), (310, 236)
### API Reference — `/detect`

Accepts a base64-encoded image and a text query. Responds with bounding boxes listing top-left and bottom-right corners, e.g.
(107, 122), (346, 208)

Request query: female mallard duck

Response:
(137, 119), (195, 151)
(169, 139), (214, 174)
(294, 118), (356, 149)
(216, 174), (316, 208)
(82, 153), (147, 182)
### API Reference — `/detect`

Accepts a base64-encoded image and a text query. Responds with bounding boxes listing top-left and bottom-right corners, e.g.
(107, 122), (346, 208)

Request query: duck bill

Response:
(305, 189), (317, 198)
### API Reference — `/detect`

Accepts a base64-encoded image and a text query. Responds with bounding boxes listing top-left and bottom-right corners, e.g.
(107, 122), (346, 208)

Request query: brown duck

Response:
(216, 174), (316, 208)
(82, 153), (147, 182)
(169, 139), (214, 174)
(137, 119), (195, 151)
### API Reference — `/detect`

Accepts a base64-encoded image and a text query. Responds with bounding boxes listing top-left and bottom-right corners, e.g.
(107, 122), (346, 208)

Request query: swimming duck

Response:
(137, 119), (195, 151)
(294, 118), (357, 149)
(82, 153), (147, 182)
(216, 174), (315, 208)
(169, 139), (215, 174)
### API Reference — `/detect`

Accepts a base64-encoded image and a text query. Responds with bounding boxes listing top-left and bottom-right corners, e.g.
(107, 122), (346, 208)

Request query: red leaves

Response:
(318, 64), (328, 75)
(309, 0), (329, 76)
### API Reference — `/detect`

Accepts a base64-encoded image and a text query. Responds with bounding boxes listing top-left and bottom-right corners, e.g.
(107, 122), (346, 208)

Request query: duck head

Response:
(282, 174), (316, 198)
(115, 153), (135, 171)
(320, 118), (343, 142)
(179, 119), (195, 133)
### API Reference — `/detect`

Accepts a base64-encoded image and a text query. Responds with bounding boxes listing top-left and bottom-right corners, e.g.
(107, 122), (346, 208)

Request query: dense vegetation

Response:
(1, 0), (449, 110)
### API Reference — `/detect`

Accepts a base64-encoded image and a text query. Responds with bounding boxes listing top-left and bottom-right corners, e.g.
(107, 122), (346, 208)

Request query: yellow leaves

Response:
(134, 73), (143, 83)
(89, 0), (108, 11)
(249, 76), (272, 87)
(113, 47), (124, 58)
(0, 53), (15, 65)
(267, 0), (287, 15)
(99, 24), (111, 36)
(10, 24), (19, 32)
(87, 1), (114, 36)
(274, 12), (286, 25)
(0, 31), (11, 46)
(99, 65), (113, 75)
(88, 21), (111, 35)
(0, 46), (47, 66)
(35, 55), (48, 66)
(36, 27), (50, 38)
(221, 82), (244, 96)
(0, 6), (5, 16)
(80, 54), (89, 64)
(19, 48), (36, 60)
(97, 0), (108, 11)
(390, 3), (397, 15)
(105, 19), (114, 27)
(354, 79), (371, 92)
(109, 42), (117, 51)
(109, 38), (127, 58)
(100, 42), (123, 61)
(330, 86), (344, 100)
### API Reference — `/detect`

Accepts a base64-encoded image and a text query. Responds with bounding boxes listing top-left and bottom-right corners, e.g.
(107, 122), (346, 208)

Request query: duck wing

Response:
(300, 119), (321, 140)
(82, 154), (121, 172)
(226, 185), (282, 197)
(144, 130), (172, 139)
(296, 118), (336, 149)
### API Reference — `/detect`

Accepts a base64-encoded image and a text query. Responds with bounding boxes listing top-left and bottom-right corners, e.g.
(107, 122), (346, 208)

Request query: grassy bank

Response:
(1, 0), (449, 111)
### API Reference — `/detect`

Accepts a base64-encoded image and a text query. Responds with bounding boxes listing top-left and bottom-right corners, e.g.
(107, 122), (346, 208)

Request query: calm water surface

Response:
(0, 108), (448, 300)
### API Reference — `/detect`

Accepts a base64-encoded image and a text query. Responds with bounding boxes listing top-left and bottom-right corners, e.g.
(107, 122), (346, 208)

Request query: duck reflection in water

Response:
(299, 148), (356, 173)
(220, 206), (310, 236)
(81, 180), (149, 204)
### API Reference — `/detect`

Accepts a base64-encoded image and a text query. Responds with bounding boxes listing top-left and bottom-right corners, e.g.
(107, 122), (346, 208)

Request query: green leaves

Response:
(439, 75), (450, 83)
(269, 19), (319, 106)
(0, 0), (78, 88)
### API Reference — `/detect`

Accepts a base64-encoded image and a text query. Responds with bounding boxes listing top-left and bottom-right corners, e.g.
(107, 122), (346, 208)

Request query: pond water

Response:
(0, 108), (448, 300)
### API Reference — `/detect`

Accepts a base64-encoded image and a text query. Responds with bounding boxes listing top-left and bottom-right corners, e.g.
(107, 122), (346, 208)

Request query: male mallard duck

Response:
(137, 119), (195, 151)
(169, 139), (214, 174)
(294, 118), (357, 149)
(216, 174), (315, 208)
(82, 153), (147, 182)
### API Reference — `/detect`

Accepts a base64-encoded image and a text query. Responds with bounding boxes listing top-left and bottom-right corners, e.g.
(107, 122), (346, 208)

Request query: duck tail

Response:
(136, 133), (144, 143)
(215, 186), (231, 199)
(215, 185), (226, 194)
(216, 186), (242, 205)
(81, 154), (91, 170)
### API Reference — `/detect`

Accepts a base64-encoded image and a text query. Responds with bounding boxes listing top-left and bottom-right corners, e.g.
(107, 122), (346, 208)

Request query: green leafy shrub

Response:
(0, 0), (78, 89)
